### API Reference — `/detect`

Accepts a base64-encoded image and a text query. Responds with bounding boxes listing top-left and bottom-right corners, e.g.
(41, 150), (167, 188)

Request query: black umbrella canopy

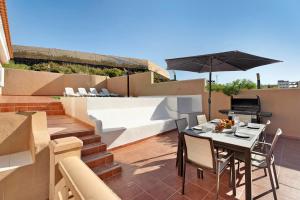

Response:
(166, 50), (281, 120)
(166, 50), (281, 72)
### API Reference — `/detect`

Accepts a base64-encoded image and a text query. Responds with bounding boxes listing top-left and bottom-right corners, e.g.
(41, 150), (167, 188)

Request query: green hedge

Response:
(3, 61), (170, 82)
(207, 79), (256, 96)
(3, 61), (125, 77)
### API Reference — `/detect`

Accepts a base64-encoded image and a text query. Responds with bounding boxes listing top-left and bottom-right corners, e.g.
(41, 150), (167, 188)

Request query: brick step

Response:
(82, 152), (114, 168)
(46, 110), (65, 115)
(50, 130), (94, 140)
(46, 114), (121, 180)
(0, 102), (62, 106)
(0, 102), (65, 115)
(82, 142), (107, 156)
(47, 104), (64, 110)
(78, 135), (101, 145)
(92, 163), (122, 179)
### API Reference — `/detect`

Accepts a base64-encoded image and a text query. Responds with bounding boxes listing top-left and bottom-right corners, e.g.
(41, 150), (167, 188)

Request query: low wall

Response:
(61, 96), (202, 149)
(107, 72), (205, 97)
(202, 88), (300, 139)
(107, 75), (128, 96)
(2, 68), (107, 96)
(61, 97), (95, 127)
(0, 112), (50, 200)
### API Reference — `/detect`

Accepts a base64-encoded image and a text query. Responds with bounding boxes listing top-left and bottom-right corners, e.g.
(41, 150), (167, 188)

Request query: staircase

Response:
(48, 114), (122, 179)
(0, 99), (122, 179)
(47, 112), (121, 179)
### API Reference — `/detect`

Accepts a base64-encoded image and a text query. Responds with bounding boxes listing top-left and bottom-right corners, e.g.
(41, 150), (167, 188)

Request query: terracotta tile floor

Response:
(105, 131), (300, 200)
(47, 115), (94, 137)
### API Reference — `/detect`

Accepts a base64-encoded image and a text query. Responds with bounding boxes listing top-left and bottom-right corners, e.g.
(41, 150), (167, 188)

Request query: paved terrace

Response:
(105, 131), (300, 200)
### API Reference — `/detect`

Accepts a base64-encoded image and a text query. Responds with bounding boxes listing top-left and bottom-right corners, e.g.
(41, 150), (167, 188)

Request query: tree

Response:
(208, 79), (256, 96)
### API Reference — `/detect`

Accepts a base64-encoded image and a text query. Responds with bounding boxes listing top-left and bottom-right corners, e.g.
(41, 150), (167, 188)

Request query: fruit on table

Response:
(215, 119), (234, 132)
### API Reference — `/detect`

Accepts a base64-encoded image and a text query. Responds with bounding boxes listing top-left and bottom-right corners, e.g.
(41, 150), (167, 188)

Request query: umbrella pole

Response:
(124, 68), (130, 97)
(127, 71), (130, 97)
(208, 57), (212, 121)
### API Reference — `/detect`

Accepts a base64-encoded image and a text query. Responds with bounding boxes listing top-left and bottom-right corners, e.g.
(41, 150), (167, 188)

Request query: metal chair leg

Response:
(197, 168), (204, 179)
(216, 165), (220, 200)
(216, 174), (220, 199)
(263, 168), (267, 176)
(181, 158), (186, 195)
(229, 165), (232, 187)
(267, 166), (278, 200)
(231, 160), (236, 196)
(272, 163), (280, 189)
(176, 140), (180, 167)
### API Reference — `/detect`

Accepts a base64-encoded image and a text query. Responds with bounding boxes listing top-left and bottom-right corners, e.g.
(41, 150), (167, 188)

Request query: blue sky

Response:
(6, 0), (300, 84)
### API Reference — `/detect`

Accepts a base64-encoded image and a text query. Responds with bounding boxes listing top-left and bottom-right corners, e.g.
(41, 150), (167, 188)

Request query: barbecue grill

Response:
(219, 96), (272, 123)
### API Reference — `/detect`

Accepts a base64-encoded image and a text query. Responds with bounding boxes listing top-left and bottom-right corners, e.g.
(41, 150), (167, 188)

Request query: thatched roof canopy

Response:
(13, 45), (146, 69)
(13, 45), (170, 78)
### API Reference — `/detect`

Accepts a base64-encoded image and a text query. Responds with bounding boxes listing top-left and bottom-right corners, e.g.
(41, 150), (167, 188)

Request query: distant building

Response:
(278, 80), (289, 88)
(278, 80), (300, 88)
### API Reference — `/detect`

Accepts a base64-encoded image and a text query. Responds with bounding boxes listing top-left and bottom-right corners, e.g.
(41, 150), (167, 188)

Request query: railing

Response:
(49, 137), (120, 200)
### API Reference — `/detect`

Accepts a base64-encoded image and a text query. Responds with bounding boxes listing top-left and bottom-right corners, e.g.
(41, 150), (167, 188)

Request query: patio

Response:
(105, 131), (300, 200)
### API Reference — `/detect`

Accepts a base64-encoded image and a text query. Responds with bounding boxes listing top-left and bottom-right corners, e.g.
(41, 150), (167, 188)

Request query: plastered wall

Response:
(2, 68), (107, 96)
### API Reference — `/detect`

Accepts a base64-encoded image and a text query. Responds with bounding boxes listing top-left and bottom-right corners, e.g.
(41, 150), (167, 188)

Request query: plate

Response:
(234, 132), (250, 138)
(239, 122), (246, 127)
(247, 123), (260, 129)
(210, 119), (221, 124)
(192, 126), (203, 130)
(222, 128), (233, 133)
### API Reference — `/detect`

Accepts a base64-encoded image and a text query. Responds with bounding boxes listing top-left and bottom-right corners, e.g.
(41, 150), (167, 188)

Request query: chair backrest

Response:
(101, 88), (110, 95)
(262, 120), (271, 132)
(196, 114), (207, 125)
(268, 128), (282, 158)
(65, 87), (75, 96)
(183, 132), (215, 170)
(235, 114), (252, 123)
(78, 88), (88, 96)
(175, 118), (188, 134)
(90, 88), (99, 95)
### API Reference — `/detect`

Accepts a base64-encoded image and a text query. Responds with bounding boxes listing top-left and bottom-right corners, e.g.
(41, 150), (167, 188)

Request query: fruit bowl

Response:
(214, 119), (234, 132)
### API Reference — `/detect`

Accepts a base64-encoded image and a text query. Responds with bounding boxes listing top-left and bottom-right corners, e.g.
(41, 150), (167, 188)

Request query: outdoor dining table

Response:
(178, 121), (266, 200)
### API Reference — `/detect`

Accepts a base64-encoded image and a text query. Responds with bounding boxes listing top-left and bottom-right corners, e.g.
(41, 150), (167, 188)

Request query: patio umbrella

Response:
(166, 51), (281, 120)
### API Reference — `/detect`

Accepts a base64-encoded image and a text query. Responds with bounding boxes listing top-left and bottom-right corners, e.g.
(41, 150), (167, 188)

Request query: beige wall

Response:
(3, 68), (300, 139)
(61, 97), (95, 127)
(0, 112), (31, 155)
(0, 112), (50, 200)
(2, 68), (108, 96)
(107, 72), (300, 139)
(107, 72), (205, 97)
(107, 75), (128, 96)
(202, 88), (300, 139)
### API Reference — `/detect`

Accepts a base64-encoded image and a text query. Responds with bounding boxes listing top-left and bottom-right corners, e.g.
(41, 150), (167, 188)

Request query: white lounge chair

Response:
(89, 88), (107, 97)
(78, 88), (96, 97)
(64, 87), (80, 97)
(101, 88), (119, 97)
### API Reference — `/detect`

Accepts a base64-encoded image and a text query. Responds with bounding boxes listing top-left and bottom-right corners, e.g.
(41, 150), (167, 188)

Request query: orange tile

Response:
(132, 192), (154, 200)
(145, 181), (176, 200)
(182, 182), (208, 200)
(99, 131), (300, 200)
(0, 107), (15, 112)
(168, 192), (191, 200)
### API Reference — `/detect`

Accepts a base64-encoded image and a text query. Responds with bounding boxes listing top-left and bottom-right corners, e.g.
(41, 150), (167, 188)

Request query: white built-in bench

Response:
(87, 96), (202, 149)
